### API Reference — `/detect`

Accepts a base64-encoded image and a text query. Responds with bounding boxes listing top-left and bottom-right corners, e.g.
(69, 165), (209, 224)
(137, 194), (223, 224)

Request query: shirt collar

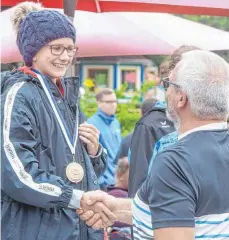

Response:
(178, 122), (228, 141)
(97, 110), (115, 125)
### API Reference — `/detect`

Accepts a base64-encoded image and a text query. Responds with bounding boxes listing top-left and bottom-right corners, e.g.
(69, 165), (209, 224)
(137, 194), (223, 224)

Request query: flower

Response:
(83, 78), (95, 88)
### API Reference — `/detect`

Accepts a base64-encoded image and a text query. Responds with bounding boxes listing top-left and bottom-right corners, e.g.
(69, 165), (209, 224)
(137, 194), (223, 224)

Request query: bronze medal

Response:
(66, 162), (84, 183)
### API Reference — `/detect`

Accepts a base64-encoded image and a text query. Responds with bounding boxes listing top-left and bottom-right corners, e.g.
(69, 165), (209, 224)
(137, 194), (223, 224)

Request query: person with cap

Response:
(1, 2), (107, 240)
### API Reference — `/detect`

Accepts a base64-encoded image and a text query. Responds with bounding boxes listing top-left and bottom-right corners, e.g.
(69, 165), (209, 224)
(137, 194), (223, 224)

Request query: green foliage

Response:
(80, 91), (97, 119)
(80, 84), (156, 136)
(116, 102), (140, 136)
(178, 15), (229, 32)
(140, 81), (157, 93)
(145, 55), (167, 68)
(115, 83), (128, 98)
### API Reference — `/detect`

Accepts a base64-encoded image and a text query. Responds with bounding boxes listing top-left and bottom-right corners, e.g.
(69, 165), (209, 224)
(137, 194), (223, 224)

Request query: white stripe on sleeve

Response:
(3, 82), (62, 197)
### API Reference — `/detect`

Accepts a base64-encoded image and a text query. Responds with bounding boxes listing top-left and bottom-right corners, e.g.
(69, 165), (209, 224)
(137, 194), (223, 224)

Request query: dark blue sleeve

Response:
(144, 149), (198, 230)
(1, 84), (74, 209)
(114, 134), (131, 164)
(128, 124), (155, 197)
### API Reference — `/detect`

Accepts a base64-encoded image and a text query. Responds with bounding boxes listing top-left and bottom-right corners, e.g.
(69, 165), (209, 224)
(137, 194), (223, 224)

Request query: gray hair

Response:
(174, 50), (229, 120)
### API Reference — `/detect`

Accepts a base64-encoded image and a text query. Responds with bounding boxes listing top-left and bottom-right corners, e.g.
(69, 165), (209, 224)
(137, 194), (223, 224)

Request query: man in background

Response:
(88, 89), (122, 190)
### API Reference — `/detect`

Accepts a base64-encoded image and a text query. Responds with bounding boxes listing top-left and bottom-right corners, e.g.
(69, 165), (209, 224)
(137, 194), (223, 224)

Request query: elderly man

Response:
(128, 45), (199, 198)
(78, 50), (229, 240)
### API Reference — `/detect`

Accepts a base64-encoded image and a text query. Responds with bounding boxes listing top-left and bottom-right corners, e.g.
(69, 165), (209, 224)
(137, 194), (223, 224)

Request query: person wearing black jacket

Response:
(128, 102), (175, 197)
(114, 98), (158, 165)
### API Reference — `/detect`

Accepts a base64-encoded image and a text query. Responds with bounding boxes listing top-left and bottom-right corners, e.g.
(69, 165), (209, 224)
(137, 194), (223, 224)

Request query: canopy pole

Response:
(63, 0), (78, 22)
(63, 0), (78, 78)
(95, 0), (101, 13)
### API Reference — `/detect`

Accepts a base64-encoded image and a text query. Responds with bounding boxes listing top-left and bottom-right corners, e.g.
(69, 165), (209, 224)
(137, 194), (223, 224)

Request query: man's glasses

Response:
(160, 77), (180, 91)
(100, 100), (117, 104)
(48, 44), (78, 57)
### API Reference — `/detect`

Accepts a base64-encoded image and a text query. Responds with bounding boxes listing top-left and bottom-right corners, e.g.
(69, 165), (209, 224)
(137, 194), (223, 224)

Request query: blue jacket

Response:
(88, 110), (122, 187)
(148, 131), (178, 174)
(1, 69), (106, 240)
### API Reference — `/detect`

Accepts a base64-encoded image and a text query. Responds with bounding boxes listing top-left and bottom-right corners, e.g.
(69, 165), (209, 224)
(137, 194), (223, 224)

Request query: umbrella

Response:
(1, 0), (229, 16)
(1, 8), (229, 63)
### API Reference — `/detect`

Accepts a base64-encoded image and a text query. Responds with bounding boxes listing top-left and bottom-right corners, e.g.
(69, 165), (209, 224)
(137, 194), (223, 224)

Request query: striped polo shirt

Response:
(132, 123), (229, 240)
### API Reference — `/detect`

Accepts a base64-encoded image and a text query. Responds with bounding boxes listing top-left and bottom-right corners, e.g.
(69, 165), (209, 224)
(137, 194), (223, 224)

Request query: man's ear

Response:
(177, 92), (188, 109)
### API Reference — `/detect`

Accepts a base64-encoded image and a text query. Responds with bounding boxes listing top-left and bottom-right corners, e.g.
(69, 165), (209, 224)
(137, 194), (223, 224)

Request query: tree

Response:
(178, 15), (229, 32)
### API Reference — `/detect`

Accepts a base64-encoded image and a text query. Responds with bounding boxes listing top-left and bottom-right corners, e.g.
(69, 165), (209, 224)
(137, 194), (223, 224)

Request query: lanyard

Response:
(32, 69), (78, 161)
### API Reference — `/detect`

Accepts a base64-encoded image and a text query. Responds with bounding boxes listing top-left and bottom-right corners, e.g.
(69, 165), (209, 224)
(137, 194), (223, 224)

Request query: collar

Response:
(18, 66), (37, 78)
(19, 66), (64, 96)
(154, 101), (166, 109)
(97, 110), (115, 125)
(178, 122), (228, 140)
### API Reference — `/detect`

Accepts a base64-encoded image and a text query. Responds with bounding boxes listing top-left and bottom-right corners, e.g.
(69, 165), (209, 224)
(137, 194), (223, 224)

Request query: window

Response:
(88, 69), (109, 88)
(83, 65), (113, 89)
(121, 69), (137, 91)
(118, 66), (141, 91)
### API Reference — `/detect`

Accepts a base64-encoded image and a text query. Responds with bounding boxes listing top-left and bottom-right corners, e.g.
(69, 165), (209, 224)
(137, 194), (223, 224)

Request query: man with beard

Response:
(127, 60), (175, 198)
(128, 45), (199, 198)
(77, 50), (229, 240)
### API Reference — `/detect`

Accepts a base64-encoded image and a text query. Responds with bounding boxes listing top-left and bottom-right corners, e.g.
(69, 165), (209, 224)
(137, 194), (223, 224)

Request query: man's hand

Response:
(79, 122), (100, 156)
(77, 190), (117, 229)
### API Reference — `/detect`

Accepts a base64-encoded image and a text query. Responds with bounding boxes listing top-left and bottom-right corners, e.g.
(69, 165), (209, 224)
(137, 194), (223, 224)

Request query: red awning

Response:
(1, 0), (229, 16)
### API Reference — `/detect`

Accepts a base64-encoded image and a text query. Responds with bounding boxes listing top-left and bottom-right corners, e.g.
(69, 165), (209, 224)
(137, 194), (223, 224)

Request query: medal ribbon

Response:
(32, 69), (78, 160)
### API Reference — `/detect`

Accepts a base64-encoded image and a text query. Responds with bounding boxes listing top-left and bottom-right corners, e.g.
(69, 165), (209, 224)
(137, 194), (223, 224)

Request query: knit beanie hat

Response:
(11, 2), (76, 66)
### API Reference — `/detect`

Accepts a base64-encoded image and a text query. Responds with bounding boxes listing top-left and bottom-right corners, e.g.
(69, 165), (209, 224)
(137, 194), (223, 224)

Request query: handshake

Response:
(76, 190), (118, 229)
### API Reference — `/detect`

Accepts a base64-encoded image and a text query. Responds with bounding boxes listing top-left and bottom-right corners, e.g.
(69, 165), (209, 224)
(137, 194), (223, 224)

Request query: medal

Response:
(33, 70), (85, 183)
(66, 162), (84, 183)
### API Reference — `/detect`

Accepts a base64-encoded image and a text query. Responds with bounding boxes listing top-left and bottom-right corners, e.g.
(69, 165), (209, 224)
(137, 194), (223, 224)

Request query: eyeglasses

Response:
(100, 100), (117, 104)
(160, 77), (180, 91)
(48, 44), (78, 57)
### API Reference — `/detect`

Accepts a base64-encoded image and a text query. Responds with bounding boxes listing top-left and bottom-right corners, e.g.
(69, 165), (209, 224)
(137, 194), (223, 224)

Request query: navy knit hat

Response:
(12, 2), (76, 66)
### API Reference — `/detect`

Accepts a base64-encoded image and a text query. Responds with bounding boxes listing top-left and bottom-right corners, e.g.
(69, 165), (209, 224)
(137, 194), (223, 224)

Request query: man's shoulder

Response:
(134, 110), (175, 140)
(113, 117), (121, 127)
(137, 108), (172, 128)
(152, 142), (188, 170)
(152, 133), (215, 173)
(88, 113), (100, 123)
(154, 129), (228, 168)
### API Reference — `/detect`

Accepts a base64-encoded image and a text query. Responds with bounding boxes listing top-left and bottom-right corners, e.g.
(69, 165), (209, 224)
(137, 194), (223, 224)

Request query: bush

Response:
(80, 82), (156, 136)
(116, 103), (140, 136)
